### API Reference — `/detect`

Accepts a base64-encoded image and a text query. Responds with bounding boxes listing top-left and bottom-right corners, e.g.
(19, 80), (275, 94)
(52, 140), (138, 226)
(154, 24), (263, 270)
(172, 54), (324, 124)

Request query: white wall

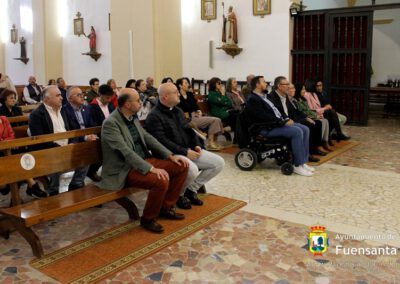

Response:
(181, 0), (292, 82)
(110, 0), (155, 86)
(371, 9), (400, 86)
(4, 0), (35, 85)
(62, 0), (111, 86)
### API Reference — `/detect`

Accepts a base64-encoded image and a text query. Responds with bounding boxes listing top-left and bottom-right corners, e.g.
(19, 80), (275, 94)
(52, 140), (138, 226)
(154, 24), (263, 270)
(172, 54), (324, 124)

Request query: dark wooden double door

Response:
(292, 10), (373, 124)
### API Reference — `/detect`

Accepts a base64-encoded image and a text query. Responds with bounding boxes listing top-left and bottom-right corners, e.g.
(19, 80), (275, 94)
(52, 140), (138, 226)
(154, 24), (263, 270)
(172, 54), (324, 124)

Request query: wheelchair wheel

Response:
(280, 162), (294, 175)
(275, 155), (286, 166)
(235, 149), (257, 171)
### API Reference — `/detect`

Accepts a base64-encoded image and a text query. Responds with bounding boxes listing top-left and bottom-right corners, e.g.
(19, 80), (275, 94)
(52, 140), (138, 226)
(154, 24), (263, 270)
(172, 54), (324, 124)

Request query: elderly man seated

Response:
(145, 83), (225, 209)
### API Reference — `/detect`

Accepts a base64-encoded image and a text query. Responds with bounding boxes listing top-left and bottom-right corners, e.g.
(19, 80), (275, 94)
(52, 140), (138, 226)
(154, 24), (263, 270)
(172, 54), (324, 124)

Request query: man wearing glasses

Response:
(246, 76), (314, 177)
(29, 86), (90, 195)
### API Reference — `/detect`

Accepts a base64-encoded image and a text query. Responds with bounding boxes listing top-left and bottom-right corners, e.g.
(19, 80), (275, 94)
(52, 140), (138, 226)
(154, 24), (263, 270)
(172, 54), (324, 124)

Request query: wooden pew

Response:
(7, 116), (29, 138)
(0, 127), (143, 258)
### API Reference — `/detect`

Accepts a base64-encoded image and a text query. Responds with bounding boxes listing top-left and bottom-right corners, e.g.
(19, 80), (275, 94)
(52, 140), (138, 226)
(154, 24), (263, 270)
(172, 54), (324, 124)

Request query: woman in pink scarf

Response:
(303, 78), (350, 144)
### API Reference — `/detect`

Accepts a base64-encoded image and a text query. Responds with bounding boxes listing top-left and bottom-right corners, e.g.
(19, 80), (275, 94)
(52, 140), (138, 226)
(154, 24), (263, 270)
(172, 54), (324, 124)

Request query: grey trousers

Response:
(191, 115), (223, 136)
(178, 150), (225, 194)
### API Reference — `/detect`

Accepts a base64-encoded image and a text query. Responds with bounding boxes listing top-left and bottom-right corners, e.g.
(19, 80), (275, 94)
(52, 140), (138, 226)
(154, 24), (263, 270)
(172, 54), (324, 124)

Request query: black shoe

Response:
(26, 183), (48, 199)
(140, 217), (164, 233)
(197, 185), (207, 194)
(0, 185), (10, 196)
(184, 190), (204, 206)
(308, 155), (320, 163)
(87, 172), (101, 182)
(159, 207), (185, 220)
(176, 196), (192, 210)
(313, 149), (327, 156)
(336, 134), (350, 142)
(68, 183), (83, 192)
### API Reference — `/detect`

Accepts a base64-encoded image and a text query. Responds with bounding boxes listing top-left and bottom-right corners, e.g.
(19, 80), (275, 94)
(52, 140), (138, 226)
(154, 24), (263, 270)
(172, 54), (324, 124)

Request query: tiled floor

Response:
(1, 115), (400, 283)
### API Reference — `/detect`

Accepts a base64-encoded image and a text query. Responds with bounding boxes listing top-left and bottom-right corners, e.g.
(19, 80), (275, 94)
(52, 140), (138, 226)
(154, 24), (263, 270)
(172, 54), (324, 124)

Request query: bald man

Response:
(98, 88), (189, 233)
(23, 75), (42, 104)
(146, 83), (225, 209)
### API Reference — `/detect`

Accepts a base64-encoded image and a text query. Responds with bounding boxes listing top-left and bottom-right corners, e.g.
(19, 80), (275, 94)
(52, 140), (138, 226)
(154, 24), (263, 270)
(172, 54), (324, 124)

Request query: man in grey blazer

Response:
(98, 88), (189, 233)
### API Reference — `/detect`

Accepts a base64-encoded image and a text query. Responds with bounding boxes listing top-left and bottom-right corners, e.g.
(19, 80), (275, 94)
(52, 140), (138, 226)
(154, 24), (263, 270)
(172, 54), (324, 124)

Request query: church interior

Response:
(1, 0), (400, 283)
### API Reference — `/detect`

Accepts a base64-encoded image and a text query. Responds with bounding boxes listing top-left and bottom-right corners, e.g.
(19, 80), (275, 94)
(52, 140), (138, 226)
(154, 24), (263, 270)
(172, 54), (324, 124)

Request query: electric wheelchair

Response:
(234, 107), (294, 175)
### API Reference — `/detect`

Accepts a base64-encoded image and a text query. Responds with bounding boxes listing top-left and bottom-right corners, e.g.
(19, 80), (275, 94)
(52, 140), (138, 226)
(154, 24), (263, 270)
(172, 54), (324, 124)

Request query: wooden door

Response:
(292, 10), (373, 125)
(328, 12), (373, 124)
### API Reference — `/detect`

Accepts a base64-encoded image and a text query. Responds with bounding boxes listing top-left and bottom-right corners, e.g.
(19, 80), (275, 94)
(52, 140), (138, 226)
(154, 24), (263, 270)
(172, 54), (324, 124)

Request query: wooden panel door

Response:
(328, 12), (373, 124)
(292, 10), (373, 125)
(292, 13), (326, 85)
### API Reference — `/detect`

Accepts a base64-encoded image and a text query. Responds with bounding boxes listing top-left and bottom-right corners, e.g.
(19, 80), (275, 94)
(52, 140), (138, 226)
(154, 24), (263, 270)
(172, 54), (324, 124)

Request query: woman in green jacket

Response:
(207, 77), (238, 132)
(293, 83), (332, 151)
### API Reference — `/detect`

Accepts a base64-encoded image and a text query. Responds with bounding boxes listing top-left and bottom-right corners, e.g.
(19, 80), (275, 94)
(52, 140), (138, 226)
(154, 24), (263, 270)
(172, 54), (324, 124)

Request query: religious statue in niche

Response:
(82, 26), (101, 61)
(13, 36), (29, 64)
(217, 3), (242, 58)
(222, 6), (237, 45)
(88, 26), (96, 52)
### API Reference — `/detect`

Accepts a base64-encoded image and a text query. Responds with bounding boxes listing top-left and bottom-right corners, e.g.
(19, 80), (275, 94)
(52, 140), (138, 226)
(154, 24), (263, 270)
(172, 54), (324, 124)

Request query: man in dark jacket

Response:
(246, 76), (314, 177)
(268, 76), (323, 161)
(145, 83), (225, 210)
(65, 86), (96, 138)
(87, 84), (115, 181)
(29, 86), (89, 195)
(23, 76), (42, 104)
(89, 84), (115, 127)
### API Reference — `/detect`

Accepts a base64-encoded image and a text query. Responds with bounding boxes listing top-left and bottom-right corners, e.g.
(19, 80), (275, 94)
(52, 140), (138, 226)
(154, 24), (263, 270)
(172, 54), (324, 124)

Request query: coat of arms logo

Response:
(308, 225), (329, 256)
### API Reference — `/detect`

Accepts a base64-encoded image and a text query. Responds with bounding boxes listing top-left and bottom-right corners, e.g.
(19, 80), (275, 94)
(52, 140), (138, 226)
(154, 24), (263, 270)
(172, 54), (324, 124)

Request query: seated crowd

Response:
(0, 73), (350, 232)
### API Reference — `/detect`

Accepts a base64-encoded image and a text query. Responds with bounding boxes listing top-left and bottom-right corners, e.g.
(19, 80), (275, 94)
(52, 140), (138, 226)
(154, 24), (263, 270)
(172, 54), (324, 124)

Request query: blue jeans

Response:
(260, 123), (309, 166)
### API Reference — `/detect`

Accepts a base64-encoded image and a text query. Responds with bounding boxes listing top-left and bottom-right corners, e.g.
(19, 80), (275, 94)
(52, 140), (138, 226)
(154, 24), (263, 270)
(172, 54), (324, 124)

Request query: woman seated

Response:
(176, 77), (223, 151)
(207, 77), (238, 133)
(0, 88), (23, 121)
(0, 114), (46, 198)
(303, 78), (350, 144)
(292, 83), (332, 152)
(226, 77), (245, 112)
(106, 79), (119, 108)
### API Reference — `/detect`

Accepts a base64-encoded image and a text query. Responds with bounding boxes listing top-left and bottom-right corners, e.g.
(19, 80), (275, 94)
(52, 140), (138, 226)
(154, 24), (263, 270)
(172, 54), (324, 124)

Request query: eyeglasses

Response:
(316, 84), (323, 87)
(74, 93), (85, 97)
(280, 83), (290, 86)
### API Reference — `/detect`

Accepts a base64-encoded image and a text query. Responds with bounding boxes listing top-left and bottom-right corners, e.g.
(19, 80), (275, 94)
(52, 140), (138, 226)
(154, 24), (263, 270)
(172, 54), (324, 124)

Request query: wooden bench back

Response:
(7, 116), (29, 138)
(0, 127), (102, 186)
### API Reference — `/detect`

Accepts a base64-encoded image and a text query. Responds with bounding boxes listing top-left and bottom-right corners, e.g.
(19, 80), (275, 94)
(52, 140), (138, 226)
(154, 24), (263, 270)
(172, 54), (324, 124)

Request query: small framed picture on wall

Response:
(253, 0), (271, 16)
(201, 0), (217, 22)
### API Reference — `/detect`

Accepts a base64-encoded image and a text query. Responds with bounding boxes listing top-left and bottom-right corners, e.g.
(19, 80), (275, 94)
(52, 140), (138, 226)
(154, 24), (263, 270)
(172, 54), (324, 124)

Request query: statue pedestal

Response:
(82, 51), (102, 61)
(216, 44), (243, 58)
(14, 57), (29, 64)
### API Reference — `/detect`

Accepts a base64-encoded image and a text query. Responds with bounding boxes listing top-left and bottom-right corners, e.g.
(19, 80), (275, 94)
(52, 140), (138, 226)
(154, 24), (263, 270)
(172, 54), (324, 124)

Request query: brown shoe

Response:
(321, 143), (333, 152)
(140, 217), (164, 233)
(159, 207), (185, 220)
